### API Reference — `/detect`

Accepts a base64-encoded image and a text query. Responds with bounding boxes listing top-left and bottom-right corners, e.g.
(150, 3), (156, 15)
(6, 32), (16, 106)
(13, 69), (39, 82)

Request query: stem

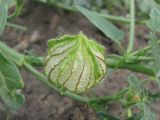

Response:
(131, 40), (160, 58)
(6, 22), (27, 31)
(23, 62), (90, 103)
(0, 41), (155, 105)
(0, 41), (24, 66)
(23, 62), (128, 104)
(35, 0), (77, 12)
(141, 78), (155, 84)
(96, 13), (130, 24)
(90, 88), (128, 104)
(8, 0), (24, 20)
(127, 0), (135, 53)
(0, 41), (87, 103)
(25, 56), (44, 66)
(0, 40), (154, 76)
(23, 54), (156, 76)
(132, 46), (150, 56)
(36, 0), (131, 24)
(105, 55), (154, 76)
(136, 56), (154, 61)
(0, 40), (129, 105)
(35, 0), (148, 25)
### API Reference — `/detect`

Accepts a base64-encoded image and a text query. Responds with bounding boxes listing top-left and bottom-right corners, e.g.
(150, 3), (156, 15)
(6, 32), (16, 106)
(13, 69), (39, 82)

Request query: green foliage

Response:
(137, 103), (157, 120)
(147, 8), (160, 87)
(0, 0), (14, 5)
(44, 0), (105, 11)
(0, 0), (13, 35)
(0, 1), (8, 35)
(1, 0), (160, 119)
(127, 75), (141, 91)
(76, 6), (125, 44)
(136, 0), (160, 13)
(126, 75), (159, 120)
(0, 0), (24, 35)
(8, 0), (25, 19)
(149, 33), (160, 74)
(0, 51), (24, 111)
(147, 8), (160, 32)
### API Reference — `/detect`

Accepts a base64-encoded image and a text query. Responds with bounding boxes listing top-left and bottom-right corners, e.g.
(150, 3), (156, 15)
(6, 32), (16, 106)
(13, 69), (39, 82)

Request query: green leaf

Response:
(0, 51), (24, 111)
(149, 33), (160, 73)
(0, 0), (15, 34)
(0, 72), (25, 111)
(0, 0), (14, 5)
(0, 52), (24, 89)
(0, 5), (7, 35)
(137, 102), (157, 120)
(147, 8), (160, 32)
(136, 0), (160, 13)
(76, 6), (125, 44)
(147, 8), (160, 86)
(127, 75), (141, 91)
(149, 32), (160, 87)
(155, 0), (160, 4)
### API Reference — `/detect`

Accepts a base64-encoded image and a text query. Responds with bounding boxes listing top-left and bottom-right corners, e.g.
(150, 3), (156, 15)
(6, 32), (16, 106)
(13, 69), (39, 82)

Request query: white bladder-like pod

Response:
(45, 33), (106, 94)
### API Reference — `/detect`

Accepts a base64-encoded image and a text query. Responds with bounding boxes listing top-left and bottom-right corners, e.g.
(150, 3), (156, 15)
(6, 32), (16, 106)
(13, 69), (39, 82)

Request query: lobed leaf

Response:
(137, 102), (157, 120)
(0, 52), (24, 89)
(127, 75), (141, 91)
(147, 7), (160, 87)
(137, 0), (160, 13)
(0, 51), (24, 111)
(147, 8), (160, 32)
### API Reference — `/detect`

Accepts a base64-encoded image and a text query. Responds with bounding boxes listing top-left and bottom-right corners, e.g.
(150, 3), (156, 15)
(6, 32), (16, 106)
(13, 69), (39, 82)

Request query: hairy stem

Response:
(6, 22), (27, 31)
(0, 41), (155, 105)
(24, 54), (155, 76)
(35, 0), (147, 25)
(0, 40), (24, 66)
(127, 0), (135, 53)
(0, 40), (154, 76)
(36, 0), (131, 24)
(23, 62), (90, 103)
(105, 55), (154, 76)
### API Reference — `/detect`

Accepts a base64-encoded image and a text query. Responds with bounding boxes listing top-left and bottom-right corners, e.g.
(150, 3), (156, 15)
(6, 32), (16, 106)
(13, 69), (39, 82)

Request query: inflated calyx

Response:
(45, 33), (106, 94)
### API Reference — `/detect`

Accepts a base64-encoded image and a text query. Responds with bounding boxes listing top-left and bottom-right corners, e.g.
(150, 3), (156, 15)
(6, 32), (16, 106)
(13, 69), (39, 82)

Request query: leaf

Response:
(0, 52), (24, 111)
(136, 0), (160, 13)
(147, 8), (160, 32)
(0, 0), (15, 35)
(76, 6), (125, 44)
(0, 52), (24, 89)
(0, 0), (14, 5)
(127, 75), (141, 91)
(137, 102), (157, 120)
(0, 72), (25, 111)
(149, 32), (160, 87)
(0, 5), (8, 35)
(149, 33), (160, 73)
(147, 8), (160, 86)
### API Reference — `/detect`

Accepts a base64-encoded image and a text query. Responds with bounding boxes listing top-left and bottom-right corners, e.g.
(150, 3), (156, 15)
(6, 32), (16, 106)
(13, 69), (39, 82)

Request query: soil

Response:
(1, 1), (160, 120)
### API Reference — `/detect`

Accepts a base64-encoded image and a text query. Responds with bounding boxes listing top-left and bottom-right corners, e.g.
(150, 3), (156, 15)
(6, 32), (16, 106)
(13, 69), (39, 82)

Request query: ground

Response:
(1, 1), (160, 120)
